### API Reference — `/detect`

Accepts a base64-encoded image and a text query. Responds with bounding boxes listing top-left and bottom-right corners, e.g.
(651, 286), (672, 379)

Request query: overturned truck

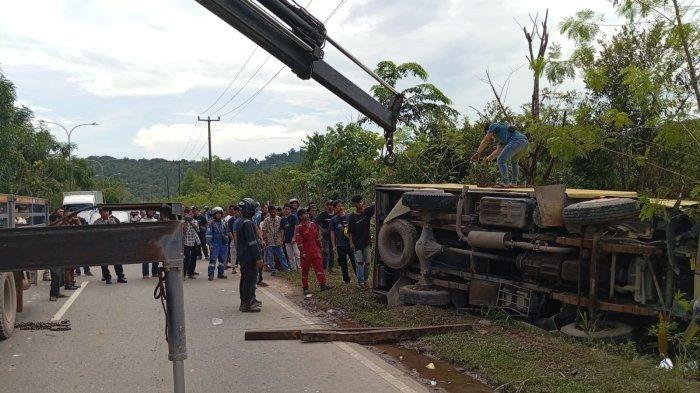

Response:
(373, 184), (700, 338)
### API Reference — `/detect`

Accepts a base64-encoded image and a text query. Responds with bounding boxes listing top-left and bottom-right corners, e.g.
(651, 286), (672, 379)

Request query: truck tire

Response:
(378, 219), (418, 270)
(560, 321), (633, 340)
(0, 273), (17, 339)
(563, 198), (638, 226)
(402, 191), (457, 211)
(399, 285), (451, 306)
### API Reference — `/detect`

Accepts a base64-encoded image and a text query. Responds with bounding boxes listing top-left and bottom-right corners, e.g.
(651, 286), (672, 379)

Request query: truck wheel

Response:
(402, 191), (457, 211)
(378, 219), (418, 270)
(399, 284), (451, 306)
(560, 321), (633, 340)
(0, 273), (17, 339)
(563, 198), (638, 226)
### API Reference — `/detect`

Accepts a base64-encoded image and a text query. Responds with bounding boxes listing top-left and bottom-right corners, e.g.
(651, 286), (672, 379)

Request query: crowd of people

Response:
(182, 195), (375, 311)
(45, 194), (376, 313)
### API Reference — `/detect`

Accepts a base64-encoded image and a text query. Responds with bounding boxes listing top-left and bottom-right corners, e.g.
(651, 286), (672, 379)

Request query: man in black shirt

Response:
(314, 200), (335, 272)
(194, 207), (209, 259)
(330, 200), (357, 284)
(237, 198), (264, 312)
(348, 195), (375, 288)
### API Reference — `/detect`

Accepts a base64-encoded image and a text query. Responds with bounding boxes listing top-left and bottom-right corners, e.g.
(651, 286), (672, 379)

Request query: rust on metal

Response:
(0, 221), (183, 272)
(556, 236), (662, 256)
(534, 184), (566, 227)
(551, 292), (658, 316)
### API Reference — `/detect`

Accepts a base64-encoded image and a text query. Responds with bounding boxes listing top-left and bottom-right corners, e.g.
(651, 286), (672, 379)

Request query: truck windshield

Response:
(64, 203), (94, 212)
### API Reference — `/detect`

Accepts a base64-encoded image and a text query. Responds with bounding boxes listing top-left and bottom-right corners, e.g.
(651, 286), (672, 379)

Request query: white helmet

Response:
(211, 206), (224, 214)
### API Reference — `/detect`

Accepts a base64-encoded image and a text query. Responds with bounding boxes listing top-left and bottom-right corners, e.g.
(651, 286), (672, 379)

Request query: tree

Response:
(611, 0), (700, 112)
(369, 61), (459, 133)
(0, 71), (94, 206)
(308, 123), (384, 200)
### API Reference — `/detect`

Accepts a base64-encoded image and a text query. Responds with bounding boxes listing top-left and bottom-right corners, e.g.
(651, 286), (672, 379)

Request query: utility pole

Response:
(166, 175), (171, 199)
(197, 116), (220, 183)
(177, 160), (182, 195)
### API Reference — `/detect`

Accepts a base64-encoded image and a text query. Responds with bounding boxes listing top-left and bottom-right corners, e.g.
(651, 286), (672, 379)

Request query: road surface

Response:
(0, 264), (428, 393)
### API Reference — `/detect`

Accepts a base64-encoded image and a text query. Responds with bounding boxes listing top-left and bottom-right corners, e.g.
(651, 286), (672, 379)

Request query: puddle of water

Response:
(375, 344), (492, 392)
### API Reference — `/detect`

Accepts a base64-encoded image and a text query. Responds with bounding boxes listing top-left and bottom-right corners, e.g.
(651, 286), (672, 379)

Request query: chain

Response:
(15, 320), (71, 332)
(383, 129), (396, 165)
(153, 263), (169, 342)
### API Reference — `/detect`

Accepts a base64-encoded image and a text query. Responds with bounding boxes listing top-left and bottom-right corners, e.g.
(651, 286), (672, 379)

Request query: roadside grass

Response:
(277, 270), (699, 392)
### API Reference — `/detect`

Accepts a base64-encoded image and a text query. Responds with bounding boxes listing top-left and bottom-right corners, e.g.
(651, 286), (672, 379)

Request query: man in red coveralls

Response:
(294, 208), (334, 295)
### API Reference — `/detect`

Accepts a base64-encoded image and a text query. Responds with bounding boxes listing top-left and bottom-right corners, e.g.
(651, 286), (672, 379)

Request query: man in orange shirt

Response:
(294, 208), (333, 295)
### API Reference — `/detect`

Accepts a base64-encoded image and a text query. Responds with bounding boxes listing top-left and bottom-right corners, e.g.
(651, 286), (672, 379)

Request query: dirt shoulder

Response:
(271, 270), (699, 393)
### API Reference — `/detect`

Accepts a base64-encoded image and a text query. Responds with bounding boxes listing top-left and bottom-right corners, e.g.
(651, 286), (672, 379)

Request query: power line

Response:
(218, 0), (347, 126)
(189, 0), (344, 158)
(212, 54), (273, 116)
(199, 46), (259, 115)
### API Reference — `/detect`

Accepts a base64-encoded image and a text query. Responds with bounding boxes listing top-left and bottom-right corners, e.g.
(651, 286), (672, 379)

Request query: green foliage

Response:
(369, 60), (459, 132)
(308, 123), (384, 201)
(0, 71), (94, 207)
(179, 182), (242, 209)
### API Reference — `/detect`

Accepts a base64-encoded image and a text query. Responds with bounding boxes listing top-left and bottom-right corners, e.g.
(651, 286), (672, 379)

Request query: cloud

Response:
(3, 0), (621, 161)
(132, 121), (309, 161)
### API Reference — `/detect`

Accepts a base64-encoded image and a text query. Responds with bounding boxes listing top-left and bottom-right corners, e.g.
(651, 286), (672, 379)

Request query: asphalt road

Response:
(0, 263), (428, 393)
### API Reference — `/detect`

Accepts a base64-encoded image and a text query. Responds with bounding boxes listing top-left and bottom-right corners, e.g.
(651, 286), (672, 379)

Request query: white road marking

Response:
(51, 281), (88, 321)
(258, 287), (418, 393)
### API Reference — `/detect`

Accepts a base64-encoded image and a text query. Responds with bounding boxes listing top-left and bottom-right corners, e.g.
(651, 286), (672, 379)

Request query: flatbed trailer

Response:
(373, 184), (699, 337)
(0, 202), (188, 392)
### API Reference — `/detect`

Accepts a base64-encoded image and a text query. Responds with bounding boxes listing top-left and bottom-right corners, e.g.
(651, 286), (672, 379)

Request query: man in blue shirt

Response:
(471, 122), (529, 188)
(280, 203), (300, 270)
(206, 207), (229, 280)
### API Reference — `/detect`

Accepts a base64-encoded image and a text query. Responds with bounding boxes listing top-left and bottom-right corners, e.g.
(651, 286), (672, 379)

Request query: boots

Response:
(320, 283), (334, 291)
(239, 300), (261, 312)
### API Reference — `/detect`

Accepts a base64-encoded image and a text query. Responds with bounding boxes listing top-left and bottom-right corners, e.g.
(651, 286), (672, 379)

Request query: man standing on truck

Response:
(330, 200), (357, 284)
(348, 195), (375, 289)
(93, 207), (127, 284)
(470, 122), (529, 188)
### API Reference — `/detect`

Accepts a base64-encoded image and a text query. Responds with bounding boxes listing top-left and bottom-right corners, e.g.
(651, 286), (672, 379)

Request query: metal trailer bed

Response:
(0, 202), (188, 393)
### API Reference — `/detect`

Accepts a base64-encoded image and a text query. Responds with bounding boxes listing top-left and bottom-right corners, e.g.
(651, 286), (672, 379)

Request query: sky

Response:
(0, 0), (622, 162)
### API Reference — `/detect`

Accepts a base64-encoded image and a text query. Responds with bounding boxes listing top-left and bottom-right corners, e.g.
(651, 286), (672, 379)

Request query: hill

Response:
(86, 149), (304, 201)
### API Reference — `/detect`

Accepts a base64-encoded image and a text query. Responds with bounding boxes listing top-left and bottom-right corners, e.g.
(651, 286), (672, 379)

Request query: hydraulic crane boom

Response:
(195, 0), (403, 163)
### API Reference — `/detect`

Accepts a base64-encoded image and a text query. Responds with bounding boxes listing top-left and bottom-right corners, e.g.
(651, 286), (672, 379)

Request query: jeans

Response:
(142, 262), (158, 277)
(230, 240), (238, 267)
(497, 140), (528, 184)
(353, 245), (372, 285)
(265, 245), (289, 273)
(336, 245), (357, 283)
(198, 232), (209, 258)
(322, 238), (334, 270)
(239, 259), (258, 303)
(208, 243), (228, 277)
(285, 242), (301, 270)
(183, 245), (198, 276)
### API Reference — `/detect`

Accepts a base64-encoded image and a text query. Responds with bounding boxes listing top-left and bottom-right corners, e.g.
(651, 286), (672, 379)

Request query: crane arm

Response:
(195, 0), (403, 162)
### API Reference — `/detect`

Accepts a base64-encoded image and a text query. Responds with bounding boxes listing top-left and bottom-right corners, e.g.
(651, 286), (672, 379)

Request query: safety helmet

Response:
(238, 198), (259, 216)
(211, 206), (224, 214)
